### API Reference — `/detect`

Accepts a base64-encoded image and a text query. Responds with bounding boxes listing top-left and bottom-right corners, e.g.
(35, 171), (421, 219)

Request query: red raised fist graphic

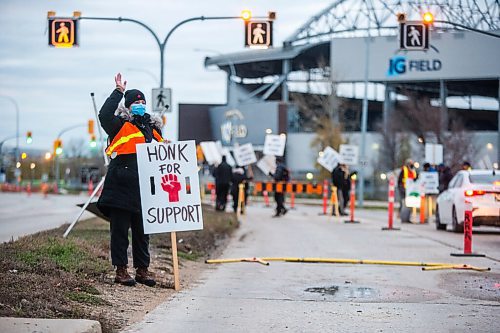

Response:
(161, 174), (182, 202)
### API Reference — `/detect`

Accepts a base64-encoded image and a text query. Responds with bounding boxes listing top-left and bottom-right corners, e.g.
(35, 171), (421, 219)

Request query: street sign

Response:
(137, 141), (203, 234)
(425, 143), (443, 165)
(399, 21), (429, 50)
(48, 18), (78, 48)
(233, 143), (257, 167)
(317, 146), (341, 172)
(245, 20), (273, 48)
(339, 144), (359, 165)
(152, 88), (171, 113)
(263, 134), (286, 156)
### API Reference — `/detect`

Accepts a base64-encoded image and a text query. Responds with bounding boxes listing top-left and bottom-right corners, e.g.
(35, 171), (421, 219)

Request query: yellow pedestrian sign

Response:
(48, 18), (78, 48)
(245, 20), (273, 49)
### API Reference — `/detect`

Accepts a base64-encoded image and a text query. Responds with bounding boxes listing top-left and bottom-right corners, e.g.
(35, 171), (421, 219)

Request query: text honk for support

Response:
(137, 140), (203, 234)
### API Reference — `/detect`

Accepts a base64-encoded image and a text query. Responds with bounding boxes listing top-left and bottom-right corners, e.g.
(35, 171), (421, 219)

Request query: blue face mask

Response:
(130, 104), (146, 116)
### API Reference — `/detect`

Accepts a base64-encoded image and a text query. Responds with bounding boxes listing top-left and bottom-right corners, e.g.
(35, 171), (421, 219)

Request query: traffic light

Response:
(241, 9), (252, 21)
(47, 11), (79, 48)
(89, 135), (97, 148)
(54, 139), (63, 155)
(268, 11), (276, 20)
(26, 131), (33, 144)
(423, 12), (434, 25)
(21, 152), (28, 160)
(88, 119), (94, 135)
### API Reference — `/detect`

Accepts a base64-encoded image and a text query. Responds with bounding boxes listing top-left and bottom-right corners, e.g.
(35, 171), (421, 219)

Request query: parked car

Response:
(435, 170), (500, 232)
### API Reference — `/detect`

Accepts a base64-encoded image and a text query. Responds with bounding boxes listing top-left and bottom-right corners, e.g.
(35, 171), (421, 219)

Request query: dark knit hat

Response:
(124, 89), (146, 108)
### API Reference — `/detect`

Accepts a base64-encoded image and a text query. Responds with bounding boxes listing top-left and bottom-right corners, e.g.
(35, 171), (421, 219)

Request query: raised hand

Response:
(161, 174), (182, 202)
(114, 73), (127, 93)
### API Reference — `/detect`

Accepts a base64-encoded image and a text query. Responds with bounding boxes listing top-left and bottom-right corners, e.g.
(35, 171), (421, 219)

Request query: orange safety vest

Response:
(401, 165), (417, 188)
(105, 122), (163, 157)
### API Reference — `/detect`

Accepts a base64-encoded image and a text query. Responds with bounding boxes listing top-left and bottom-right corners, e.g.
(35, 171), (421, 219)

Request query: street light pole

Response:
(0, 96), (20, 170)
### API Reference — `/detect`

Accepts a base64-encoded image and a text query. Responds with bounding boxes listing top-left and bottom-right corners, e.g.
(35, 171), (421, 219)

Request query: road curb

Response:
(0, 317), (101, 333)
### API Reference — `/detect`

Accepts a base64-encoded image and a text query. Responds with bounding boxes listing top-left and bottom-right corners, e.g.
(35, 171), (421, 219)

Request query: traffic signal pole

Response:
(78, 15), (267, 88)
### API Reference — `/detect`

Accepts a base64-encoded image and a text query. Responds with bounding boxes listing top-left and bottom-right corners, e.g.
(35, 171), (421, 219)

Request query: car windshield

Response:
(469, 173), (500, 184)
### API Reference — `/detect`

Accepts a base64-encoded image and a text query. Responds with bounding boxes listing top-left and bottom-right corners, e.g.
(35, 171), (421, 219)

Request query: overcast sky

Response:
(0, 0), (332, 151)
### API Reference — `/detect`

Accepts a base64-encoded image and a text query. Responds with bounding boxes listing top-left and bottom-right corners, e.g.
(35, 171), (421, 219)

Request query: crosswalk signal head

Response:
(26, 131), (33, 144)
(241, 9), (252, 21)
(423, 12), (434, 25)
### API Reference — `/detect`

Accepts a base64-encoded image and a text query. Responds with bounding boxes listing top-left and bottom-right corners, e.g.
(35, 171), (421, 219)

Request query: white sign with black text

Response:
(317, 146), (342, 172)
(233, 143), (257, 166)
(420, 171), (440, 194)
(137, 141), (203, 234)
(339, 144), (359, 165)
(263, 134), (286, 156)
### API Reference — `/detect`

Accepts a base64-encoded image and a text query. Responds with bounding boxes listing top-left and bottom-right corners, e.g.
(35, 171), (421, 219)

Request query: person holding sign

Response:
(397, 159), (417, 223)
(212, 156), (232, 211)
(269, 157), (289, 217)
(231, 166), (253, 214)
(97, 73), (164, 287)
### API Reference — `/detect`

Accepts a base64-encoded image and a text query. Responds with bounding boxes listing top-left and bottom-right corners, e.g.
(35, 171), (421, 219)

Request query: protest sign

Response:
(256, 155), (276, 176)
(215, 141), (236, 166)
(404, 179), (421, 208)
(317, 146), (341, 172)
(339, 144), (359, 165)
(263, 134), (286, 156)
(137, 141), (203, 234)
(233, 143), (257, 166)
(420, 171), (439, 194)
(200, 141), (222, 165)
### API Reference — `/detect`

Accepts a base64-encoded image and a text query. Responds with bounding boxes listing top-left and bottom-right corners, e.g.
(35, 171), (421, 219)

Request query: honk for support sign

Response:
(137, 141), (203, 234)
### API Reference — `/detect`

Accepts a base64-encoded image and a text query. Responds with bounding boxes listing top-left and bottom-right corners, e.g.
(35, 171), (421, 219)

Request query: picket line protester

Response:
(137, 140), (204, 234)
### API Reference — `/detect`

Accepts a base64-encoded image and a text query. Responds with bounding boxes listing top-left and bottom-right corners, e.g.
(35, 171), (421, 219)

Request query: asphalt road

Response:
(0, 192), (93, 242)
(125, 204), (500, 333)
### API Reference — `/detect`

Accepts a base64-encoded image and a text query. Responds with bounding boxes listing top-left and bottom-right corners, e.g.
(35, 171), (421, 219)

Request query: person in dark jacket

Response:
(213, 156), (232, 211)
(438, 163), (453, 192)
(231, 166), (253, 214)
(269, 157), (289, 217)
(331, 163), (349, 216)
(97, 73), (163, 287)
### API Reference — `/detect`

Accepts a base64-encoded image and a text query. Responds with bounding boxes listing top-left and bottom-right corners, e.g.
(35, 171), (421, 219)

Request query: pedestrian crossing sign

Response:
(152, 88), (172, 113)
(48, 18), (78, 48)
(245, 20), (273, 49)
(399, 21), (429, 50)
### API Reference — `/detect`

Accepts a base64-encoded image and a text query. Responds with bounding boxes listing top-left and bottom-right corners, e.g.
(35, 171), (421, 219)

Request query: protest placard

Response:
(200, 141), (222, 165)
(420, 171), (439, 194)
(263, 134), (286, 156)
(317, 146), (341, 172)
(233, 143), (257, 166)
(256, 155), (276, 176)
(215, 141), (236, 166)
(339, 144), (359, 165)
(404, 179), (421, 208)
(137, 141), (203, 234)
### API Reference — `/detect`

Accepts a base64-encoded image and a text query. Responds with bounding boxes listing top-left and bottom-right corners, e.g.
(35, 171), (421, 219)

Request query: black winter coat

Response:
(97, 89), (162, 217)
(213, 161), (232, 185)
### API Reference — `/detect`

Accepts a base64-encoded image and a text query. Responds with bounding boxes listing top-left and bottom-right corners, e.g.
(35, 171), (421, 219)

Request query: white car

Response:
(436, 170), (500, 232)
